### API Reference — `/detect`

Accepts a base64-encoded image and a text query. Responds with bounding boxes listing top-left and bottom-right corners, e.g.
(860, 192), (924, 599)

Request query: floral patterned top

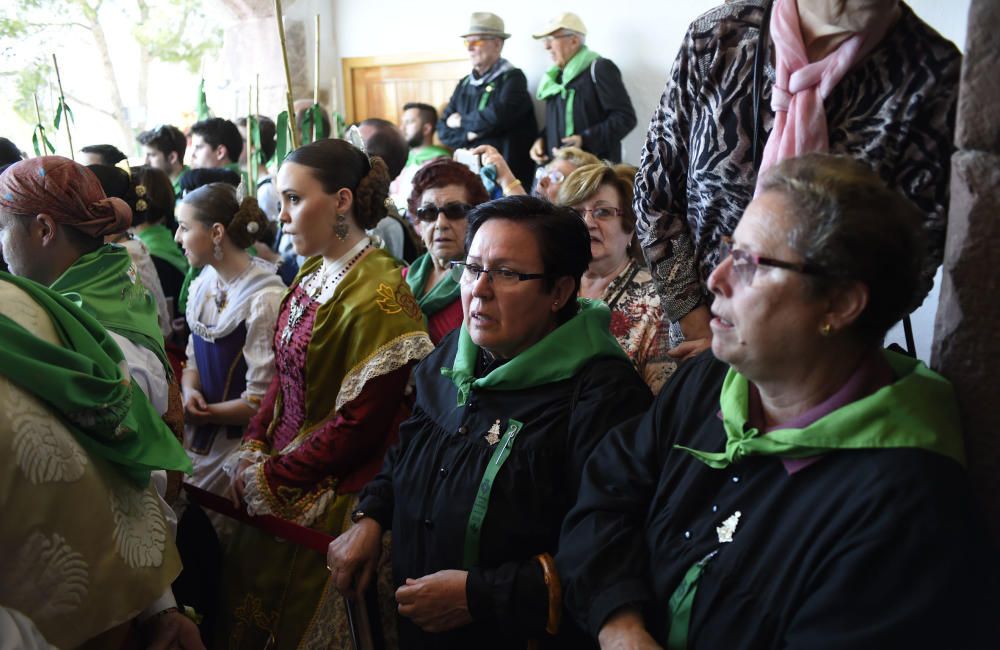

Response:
(602, 259), (676, 394)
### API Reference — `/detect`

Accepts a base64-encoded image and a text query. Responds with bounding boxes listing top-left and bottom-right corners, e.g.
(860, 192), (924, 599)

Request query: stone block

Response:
(954, 0), (1000, 152)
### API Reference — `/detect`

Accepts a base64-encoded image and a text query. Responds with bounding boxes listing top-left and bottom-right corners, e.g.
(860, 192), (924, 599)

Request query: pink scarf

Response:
(756, 0), (880, 192)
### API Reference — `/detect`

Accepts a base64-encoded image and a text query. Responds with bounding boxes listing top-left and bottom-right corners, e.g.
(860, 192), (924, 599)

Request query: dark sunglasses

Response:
(415, 202), (472, 222)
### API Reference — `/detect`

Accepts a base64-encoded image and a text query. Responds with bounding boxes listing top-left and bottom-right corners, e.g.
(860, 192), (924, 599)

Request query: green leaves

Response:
(53, 96), (74, 130)
(275, 111), (291, 169)
(32, 124), (56, 156)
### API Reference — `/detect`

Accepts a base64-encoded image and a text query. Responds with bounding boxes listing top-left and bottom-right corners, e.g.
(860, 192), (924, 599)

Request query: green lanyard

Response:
(462, 418), (525, 568)
(477, 83), (495, 111)
(666, 550), (718, 649)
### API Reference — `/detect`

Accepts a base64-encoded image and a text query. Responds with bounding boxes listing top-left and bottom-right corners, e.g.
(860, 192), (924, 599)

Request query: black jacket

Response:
(540, 57), (637, 163)
(437, 65), (537, 187)
(559, 352), (998, 648)
(357, 328), (652, 649)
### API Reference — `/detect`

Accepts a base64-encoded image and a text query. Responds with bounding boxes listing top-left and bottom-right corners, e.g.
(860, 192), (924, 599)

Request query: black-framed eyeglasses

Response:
(415, 202), (472, 222)
(577, 206), (623, 221)
(449, 261), (547, 286)
(719, 236), (825, 286)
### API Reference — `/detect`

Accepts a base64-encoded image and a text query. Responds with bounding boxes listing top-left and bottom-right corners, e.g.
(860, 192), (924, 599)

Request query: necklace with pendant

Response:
(214, 280), (229, 312)
(484, 419), (502, 446)
(279, 244), (371, 347)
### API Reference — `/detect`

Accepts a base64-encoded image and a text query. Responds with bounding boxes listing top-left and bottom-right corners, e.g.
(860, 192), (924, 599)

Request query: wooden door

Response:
(342, 53), (469, 125)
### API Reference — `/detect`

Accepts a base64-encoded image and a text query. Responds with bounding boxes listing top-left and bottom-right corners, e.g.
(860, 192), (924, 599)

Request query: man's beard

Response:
(407, 131), (425, 148)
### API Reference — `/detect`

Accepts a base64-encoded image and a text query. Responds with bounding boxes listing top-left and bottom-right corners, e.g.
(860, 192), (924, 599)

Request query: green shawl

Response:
(405, 252), (462, 317)
(137, 223), (189, 275)
(0, 272), (191, 485)
(441, 298), (629, 406)
(51, 244), (171, 378)
(275, 249), (434, 448)
(677, 350), (966, 468)
(536, 46), (603, 137)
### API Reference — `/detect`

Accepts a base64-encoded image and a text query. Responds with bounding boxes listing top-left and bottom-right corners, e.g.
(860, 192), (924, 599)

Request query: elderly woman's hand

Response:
(327, 517), (383, 599)
(597, 609), (663, 650)
(395, 570), (472, 633)
(469, 145), (524, 196)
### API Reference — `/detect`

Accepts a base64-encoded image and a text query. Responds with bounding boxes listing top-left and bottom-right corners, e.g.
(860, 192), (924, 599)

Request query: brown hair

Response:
(556, 162), (642, 261)
(128, 165), (175, 226)
(759, 153), (927, 344)
(283, 138), (390, 229)
(407, 158), (489, 214)
(180, 182), (270, 249)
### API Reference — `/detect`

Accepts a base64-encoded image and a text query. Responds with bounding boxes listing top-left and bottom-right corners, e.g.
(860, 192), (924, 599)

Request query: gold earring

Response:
(820, 323), (832, 336)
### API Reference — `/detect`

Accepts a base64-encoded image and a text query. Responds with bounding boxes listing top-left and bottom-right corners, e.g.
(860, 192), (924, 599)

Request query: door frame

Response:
(341, 51), (467, 124)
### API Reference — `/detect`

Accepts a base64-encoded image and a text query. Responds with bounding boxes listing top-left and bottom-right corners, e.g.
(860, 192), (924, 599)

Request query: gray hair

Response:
(758, 153), (926, 345)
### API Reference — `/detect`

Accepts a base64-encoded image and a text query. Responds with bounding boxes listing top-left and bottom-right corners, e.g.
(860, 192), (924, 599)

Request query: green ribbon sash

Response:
(137, 223), (189, 276)
(536, 46), (602, 137)
(676, 350), (966, 469)
(0, 272), (191, 485)
(51, 244), (171, 378)
(404, 252), (461, 317)
(441, 298), (628, 406)
(463, 418), (524, 568)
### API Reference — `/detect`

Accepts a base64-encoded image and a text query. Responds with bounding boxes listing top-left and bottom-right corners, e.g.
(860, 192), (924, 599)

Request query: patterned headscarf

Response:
(0, 156), (131, 238)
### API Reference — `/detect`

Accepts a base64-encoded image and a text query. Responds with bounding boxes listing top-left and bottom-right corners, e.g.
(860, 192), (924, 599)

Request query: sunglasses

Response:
(415, 202), (473, 222)
(464, 37), (498, 48)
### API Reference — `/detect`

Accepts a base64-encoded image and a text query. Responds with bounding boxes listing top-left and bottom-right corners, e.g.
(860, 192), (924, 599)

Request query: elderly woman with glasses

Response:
(558, 162), (675, 393)
(558, 154), (994, 649)
(328, 195), (652, 649)
(404, 158), (490, 343)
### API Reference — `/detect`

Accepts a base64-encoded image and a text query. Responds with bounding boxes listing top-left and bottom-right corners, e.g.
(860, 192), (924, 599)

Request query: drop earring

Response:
(820, 323), (832, 336)
(334, 213), (349, 241)
(213, 241), (224, 261)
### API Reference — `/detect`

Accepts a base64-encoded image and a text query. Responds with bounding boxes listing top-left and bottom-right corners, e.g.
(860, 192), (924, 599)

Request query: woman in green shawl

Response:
(327, 196), (652, 649)
(403, 157), (489, 344)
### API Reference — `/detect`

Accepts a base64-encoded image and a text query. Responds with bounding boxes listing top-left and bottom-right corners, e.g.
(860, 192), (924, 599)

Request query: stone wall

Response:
(932, 0), (1000, 543)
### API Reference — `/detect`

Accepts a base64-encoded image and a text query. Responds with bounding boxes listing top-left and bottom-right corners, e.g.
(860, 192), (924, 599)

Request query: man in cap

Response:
(437, 11), (537, 189)
(530, 12), (636, 164)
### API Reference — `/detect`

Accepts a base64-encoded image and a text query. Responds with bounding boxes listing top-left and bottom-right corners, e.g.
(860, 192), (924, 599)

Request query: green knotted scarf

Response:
(51, 244), (171, 378)
(137, 223), (189, 275)
(536, 46), (602, 137)
(441, 298), (628, 406)
(676, 350), (966, 469)
(405, 252), (462, 317)
(0, 272), (192, 485)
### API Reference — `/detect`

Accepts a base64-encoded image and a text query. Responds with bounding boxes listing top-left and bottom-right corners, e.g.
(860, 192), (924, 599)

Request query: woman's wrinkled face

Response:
(174, 203), (214, 269)
(460, 219), (563, 359)
(276, 161), (341, 258)
(573, 183), (631, 270)
(707, 191), (828, 381)
(418, 184), (470, 265)
(538, 159), (576, 203)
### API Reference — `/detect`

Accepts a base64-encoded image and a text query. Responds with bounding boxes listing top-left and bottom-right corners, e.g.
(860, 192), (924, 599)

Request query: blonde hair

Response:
(551, 146), (600, 169)
(557, 162), (643, 261)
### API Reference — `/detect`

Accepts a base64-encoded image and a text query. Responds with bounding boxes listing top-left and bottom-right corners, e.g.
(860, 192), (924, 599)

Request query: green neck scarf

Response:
(441, 298), (628, 406)
(536, 46), (602, 137)
(137, 223), (188, 275)
(171, 165), (190, 198)
(406, 146), (450, 168)
(51, 244), (170, 378)
(405, 252), (461, 317)
(677, 350), (966, 469)
(0, 273), (191, 485)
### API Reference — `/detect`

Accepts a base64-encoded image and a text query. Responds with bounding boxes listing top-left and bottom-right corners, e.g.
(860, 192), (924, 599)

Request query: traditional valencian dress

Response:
(356, 299), (652, 649)
(218, 238), (433, 649)
(183, 258), (285, 505)
(0, 273), (191, 648)
(403, 251), (464, 344)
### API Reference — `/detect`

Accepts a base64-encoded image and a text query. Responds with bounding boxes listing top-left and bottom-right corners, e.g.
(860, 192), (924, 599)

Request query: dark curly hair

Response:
(408, 158), (489, 215)
(127, 165), (175, 227)
(284, 138), (390, 229)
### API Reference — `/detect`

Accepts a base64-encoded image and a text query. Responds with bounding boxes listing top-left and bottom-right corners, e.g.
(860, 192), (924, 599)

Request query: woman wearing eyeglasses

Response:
(558, 154), (994, 649)
(328, 195), (652, 649)
(559, 162), (675, 394)
(404, 158), (490, 344)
